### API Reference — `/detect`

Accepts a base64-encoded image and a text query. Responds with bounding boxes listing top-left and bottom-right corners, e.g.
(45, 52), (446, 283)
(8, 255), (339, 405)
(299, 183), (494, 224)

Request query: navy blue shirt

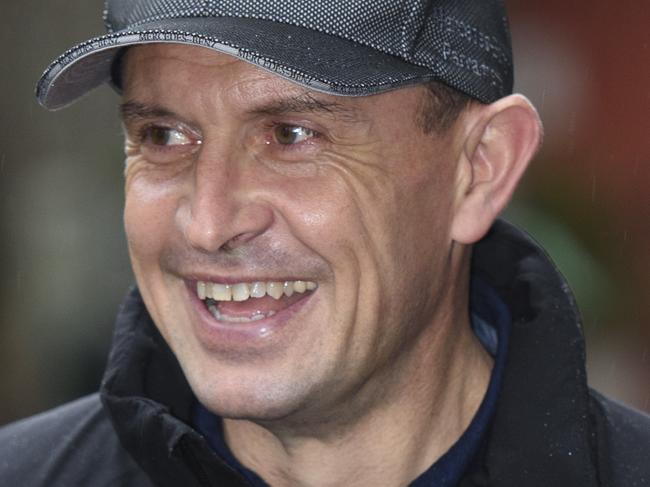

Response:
(194, 277), (510, 486)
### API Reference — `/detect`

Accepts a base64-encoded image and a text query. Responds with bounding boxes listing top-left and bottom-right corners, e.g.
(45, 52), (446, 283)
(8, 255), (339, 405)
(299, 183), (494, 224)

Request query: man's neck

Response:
(222, 315), (493, 487)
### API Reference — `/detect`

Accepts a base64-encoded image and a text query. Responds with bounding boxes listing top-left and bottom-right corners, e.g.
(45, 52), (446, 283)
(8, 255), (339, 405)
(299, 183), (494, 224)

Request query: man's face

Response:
(122, 44), (465, 421)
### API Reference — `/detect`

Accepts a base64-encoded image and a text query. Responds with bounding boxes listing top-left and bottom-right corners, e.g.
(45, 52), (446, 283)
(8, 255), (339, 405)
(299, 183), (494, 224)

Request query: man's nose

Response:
(178, 150), (274, 253)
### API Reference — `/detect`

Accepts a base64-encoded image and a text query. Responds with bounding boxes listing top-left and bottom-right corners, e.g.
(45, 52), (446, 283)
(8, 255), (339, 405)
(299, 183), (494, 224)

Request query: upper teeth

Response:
(197, 280), (317, 301)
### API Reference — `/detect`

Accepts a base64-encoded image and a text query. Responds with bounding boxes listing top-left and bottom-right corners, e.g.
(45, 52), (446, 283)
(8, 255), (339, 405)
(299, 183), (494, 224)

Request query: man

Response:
(1, 0), (648, 486)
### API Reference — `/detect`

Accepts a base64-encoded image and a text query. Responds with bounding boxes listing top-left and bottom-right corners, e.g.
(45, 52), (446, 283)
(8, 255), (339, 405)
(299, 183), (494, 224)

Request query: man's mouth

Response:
(196, 280), (317, 324)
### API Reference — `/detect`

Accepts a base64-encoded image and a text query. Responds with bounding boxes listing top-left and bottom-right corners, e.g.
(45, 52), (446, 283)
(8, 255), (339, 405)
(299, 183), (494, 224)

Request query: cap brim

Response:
(37, 16), (442, 110)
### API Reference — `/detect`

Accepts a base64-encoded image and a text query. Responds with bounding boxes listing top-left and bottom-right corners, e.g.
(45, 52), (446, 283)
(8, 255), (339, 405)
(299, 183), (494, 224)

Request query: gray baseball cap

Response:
(36, 0), (513, 110)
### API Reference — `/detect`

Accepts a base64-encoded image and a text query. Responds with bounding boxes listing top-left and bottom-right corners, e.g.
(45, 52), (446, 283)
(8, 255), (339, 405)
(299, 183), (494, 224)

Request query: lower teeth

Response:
(207, 302), (276, 323)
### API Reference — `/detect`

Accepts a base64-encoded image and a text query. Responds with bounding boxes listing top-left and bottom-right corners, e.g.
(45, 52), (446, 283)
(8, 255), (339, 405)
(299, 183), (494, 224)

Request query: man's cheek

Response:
(123, 194), (168, 265)
(123, 154), (150, 193)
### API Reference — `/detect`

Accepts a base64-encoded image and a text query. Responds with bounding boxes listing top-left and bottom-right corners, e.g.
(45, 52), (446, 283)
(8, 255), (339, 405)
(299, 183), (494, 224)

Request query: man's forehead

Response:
(121, 43), (421, 124)
(124, 45), (347, 103)
(121, 43), (273, 100)
(125, 43), (242, 71)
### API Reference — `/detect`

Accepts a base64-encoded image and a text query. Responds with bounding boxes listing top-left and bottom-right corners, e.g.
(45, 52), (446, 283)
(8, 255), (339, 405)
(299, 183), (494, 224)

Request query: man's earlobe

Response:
(451, 94), (543, 244)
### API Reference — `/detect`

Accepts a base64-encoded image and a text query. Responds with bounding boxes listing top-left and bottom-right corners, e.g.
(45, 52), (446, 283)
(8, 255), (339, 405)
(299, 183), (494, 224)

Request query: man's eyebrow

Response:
(119, 101), (178, 124)
(250, 93), (362, 122)
(119, 94), (363, 124)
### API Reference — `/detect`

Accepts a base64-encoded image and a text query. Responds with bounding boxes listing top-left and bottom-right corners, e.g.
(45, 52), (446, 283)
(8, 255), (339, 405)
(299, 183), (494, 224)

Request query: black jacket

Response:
(1, 220), (649, 486)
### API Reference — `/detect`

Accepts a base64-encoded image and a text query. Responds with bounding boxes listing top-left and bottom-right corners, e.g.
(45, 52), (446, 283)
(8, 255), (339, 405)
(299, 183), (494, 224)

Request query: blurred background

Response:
(1, 0), (648, 424)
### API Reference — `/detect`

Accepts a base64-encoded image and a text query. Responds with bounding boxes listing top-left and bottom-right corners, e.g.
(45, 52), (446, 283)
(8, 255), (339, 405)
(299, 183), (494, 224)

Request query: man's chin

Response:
(189, 375), (312, 423)
(197, 396), (304, 424)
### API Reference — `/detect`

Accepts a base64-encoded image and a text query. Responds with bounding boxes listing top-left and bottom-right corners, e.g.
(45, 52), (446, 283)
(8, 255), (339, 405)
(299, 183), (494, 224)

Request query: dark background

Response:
(1, 1), (648, 424)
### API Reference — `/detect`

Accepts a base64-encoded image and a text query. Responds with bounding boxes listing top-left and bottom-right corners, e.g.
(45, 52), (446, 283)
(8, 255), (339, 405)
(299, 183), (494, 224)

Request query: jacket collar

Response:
(100, 287), (248, 486)
(468, 220), (599, 485)
(100, 220), (599, 486)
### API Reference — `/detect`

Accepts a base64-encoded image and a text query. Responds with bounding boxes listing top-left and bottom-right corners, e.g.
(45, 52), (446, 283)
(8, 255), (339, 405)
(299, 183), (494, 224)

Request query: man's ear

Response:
(451, 94), (543, 244)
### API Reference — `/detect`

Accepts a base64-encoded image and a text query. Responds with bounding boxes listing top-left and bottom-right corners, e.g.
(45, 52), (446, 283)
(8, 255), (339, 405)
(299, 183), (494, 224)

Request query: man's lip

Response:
(183, 279), (316, 349)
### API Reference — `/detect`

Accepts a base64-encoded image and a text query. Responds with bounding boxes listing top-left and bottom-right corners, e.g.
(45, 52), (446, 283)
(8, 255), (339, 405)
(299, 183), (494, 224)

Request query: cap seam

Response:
(408, 0), (435, 61)
(400, 0), (420, 60)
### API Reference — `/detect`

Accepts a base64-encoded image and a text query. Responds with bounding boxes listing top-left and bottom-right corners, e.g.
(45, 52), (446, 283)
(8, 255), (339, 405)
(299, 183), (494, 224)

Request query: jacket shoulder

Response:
(590, 389), (650, 486)
(0, 394), (153, 487)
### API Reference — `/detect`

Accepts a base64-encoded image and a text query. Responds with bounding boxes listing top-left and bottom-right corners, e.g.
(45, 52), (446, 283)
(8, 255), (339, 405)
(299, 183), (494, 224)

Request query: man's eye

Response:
(274, 125), (317, 145)
(142, 126), (191, 147)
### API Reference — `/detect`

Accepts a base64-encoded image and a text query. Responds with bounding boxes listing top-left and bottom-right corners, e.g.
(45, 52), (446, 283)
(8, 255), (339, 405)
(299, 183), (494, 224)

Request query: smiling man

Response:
(1, 1), (649, 486)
